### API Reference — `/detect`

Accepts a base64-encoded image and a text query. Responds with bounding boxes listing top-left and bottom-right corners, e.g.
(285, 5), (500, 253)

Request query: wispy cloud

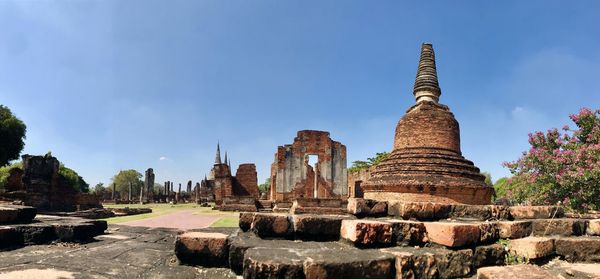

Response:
(159, 156), (168, 161)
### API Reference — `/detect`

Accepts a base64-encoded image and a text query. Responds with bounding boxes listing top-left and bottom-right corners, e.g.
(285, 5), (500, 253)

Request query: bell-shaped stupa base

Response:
(362, 43), (494, 205)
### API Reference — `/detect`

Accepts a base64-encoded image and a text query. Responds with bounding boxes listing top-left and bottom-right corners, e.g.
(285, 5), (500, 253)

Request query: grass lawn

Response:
(101, 203), (239, 227)
(209, 216), (239, 227)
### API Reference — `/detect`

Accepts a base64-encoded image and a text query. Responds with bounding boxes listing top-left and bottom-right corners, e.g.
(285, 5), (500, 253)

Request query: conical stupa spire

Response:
(215, 143), (222, 164)
(224, 152), (228, 165)
(413, 43), (441, 103)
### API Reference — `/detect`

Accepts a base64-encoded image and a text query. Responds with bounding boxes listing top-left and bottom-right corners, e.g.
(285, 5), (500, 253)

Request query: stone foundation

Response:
(174, 202), (600, 278)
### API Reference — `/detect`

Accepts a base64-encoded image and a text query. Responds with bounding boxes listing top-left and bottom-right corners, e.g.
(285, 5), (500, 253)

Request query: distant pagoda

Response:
(361, 43), (493, 204)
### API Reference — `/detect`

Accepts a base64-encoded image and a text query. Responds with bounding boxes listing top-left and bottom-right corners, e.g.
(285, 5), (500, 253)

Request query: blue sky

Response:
(1, 1), (599, 187)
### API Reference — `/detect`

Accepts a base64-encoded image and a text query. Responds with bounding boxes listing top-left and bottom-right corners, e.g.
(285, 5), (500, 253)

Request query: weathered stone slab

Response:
(7, 205), (37, 223)
(531, 218), (586, 237)
(423, 222), (480, 247)
(387, 219), (427, 246)
(250, 213), (292, 238)
(477, 265), (556, 279)
(347, 199), (388, 217)
(228, 232), (261, 275)
(498, 220), (532, 239)
(347, 198), (370, 216)
(554, 237), (600, 262)
(0, 207), (19, 224)
(509, 206), (564, 220)
(53, 223), (97, 242)
(239, 212), (254, 232)
(473, 244), (506, 268)
(175, 232), (229, 267)
(290, 207), (346, 215)
(478, 222), (499, 243)
(111, 207), (152, 216)
(292, 214), (348, 241)
(85, 219), (108, 235)
(229, 233), (351, 276)
(489, 205), (511, 220)
(508, 237), (554, 259)
(0, 226), (19, 248)
(340, 219), (392, 247)
(449, 204), (492, 221)
(370, 202), (388, 217)
(48, 208), (114, 219)
(383, 247), (473, 279)
(243, 247), (305, 279)
(586, 219), (600, 236)
(303, 249), (394, 279)
(544, 261), (600, 278)
(13, 223), (55, 245)
(388, 201), (452, 221)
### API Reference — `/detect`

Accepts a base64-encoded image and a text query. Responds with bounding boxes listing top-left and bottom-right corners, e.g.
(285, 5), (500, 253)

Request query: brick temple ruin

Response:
(0, 154), (101, 211)
(361, 43), (493, 204)
(200, 144), (260, 211)
(171, 43), (600, 279)
(268, 130), (348, 213)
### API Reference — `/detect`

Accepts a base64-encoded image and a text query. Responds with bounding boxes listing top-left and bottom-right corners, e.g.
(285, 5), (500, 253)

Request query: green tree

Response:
(481, 172), (493, 187)
(258, 178), (270, 194)
(348, 152), (390, 173)
(0, 152), (88, 192)
(59, 164), (89, 192)
(493, 177), (509, 199)
(153, 183), (164, 194)
(92, 183), (105, 193)
(111, 169), (143, 198)
(0, 161), (23, 190)
(0, 105), (27, 167)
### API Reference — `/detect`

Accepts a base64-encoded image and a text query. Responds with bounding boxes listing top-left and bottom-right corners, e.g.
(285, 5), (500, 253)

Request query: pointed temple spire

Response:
(224, 152), (228, 166)
(215, 143), (222, 165)
(413, 43), (441, 104)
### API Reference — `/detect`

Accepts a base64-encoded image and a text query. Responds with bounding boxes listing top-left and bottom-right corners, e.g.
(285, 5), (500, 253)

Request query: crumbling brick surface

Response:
(347, 168), (371, 198)
(5, 168), (23, 192)
(362, 110), (494, 204)
(203, 162), (259, 208)
(269, 130), (348, 202)
(234, 164), (259, 198)
(0, 155), (101, 211)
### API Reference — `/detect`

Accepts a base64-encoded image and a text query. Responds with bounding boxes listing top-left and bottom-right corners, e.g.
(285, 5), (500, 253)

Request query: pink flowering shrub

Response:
(503, 108), (600, 211)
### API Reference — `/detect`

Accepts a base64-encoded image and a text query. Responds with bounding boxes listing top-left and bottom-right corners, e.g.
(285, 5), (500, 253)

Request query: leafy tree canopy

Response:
(0, 105), (27, 167)
(153, 182), (164, 194)
(258, 178), (270, 194)
(111, 169), (143, 198)
(503, 107), (600, 211)
(60, 164), (89, 193)
(92, 183), (105, 193)
(0, 156), (88, 193)
(348, 152), (390, 173)
(0, 161), (23, 190)
(481, 172), (493, 187)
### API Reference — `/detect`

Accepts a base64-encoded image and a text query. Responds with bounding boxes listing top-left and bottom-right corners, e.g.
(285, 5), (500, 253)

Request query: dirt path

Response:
(118, 210), (221, 230)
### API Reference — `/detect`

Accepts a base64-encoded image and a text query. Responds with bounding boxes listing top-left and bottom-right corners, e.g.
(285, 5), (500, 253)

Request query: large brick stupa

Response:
(362, 43), (493, 204)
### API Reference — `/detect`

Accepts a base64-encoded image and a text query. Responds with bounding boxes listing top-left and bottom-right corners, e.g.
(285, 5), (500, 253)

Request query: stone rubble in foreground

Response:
(174, 200), (600, 279)
(0, 225), (238, 279)
(0, 204), (107, 247)
(0, 201), (599, 278)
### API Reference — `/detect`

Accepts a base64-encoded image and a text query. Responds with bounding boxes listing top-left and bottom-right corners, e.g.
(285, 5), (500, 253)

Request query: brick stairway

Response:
(174, 200), (600, 279)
